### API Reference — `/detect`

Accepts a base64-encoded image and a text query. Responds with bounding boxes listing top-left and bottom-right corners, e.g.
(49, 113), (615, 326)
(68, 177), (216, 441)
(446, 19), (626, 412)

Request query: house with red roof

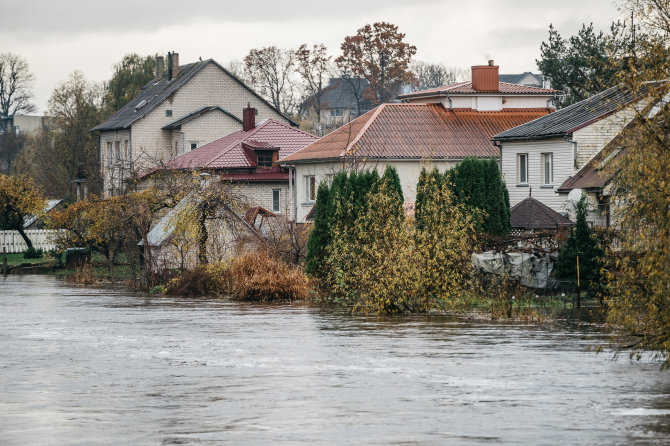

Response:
(141, 106), (319, 216)
(279, 62), (558, 223)
(92, 52), (296, 197)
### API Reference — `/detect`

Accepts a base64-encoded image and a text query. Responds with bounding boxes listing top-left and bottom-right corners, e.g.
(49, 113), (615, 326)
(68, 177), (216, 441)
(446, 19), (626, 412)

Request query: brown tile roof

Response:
(510, 196), (574, 230)
(398, 81), (559, 99)
(279, 103), (551, 163)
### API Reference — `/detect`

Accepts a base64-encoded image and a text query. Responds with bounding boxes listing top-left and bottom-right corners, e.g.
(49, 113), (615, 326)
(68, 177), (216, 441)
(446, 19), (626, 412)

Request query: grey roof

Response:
(162, 106), (242, 130)
(303, 78), (373, 112)
(23, 199), (63, 228)
(92, 59), (295, 132)
(494, 81), (665, 141)
(499, 72), (544, 87)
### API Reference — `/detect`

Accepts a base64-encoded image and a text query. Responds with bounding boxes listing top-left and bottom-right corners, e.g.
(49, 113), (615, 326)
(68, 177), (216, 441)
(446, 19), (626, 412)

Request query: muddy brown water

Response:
(1, 275), (669, 445)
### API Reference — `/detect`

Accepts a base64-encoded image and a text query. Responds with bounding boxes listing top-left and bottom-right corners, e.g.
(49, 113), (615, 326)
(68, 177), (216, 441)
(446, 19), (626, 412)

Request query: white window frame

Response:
(541, 152), (553, 186)
(272, 189), (280, 212)
(114, 141), (121, 161)
(107, 142), (113, 162)
(517, 153), (528, 185)
(305, 175), (316, 202)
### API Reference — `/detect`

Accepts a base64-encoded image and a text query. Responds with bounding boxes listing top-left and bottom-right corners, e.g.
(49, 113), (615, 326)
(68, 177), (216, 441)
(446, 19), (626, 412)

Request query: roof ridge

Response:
(340, 104), (386, 158)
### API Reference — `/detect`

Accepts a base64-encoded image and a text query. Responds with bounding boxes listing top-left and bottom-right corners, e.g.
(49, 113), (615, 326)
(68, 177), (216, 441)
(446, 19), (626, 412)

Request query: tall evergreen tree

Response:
(306, 181), (332, 276)
(381, 165), (404, 203)
(415, 168), (429, 230)
(556, 195), (603, 296)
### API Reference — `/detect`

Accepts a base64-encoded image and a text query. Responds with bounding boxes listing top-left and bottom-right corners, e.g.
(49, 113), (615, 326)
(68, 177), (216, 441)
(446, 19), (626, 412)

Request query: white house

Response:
(91, 52), (294, 196)
(280, 62), (558, 223)
(493, 81), (666, 226)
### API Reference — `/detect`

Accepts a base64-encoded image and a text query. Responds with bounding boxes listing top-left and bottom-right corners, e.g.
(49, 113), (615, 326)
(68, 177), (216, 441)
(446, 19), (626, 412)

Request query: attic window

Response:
(135, 99), (147, 110)
(166, 110), (173, 117)
(257, 150), (273, 168)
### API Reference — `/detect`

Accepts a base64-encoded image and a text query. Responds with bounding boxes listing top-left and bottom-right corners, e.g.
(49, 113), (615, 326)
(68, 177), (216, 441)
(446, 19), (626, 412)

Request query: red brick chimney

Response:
(243, 104), (256, 131)
(471, 60), (499, 91)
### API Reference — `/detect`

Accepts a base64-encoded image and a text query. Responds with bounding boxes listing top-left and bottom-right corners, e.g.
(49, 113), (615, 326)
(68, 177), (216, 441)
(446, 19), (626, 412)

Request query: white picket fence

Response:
(0, 229), (63, 254)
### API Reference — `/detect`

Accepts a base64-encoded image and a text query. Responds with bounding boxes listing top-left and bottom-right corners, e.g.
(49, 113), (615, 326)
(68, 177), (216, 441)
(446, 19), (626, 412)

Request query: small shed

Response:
(510, 196), (574, 232)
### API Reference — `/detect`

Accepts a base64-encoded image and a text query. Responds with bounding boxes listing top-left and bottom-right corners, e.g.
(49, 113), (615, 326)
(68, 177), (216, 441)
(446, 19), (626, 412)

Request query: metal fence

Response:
(0, 230), (62, 253)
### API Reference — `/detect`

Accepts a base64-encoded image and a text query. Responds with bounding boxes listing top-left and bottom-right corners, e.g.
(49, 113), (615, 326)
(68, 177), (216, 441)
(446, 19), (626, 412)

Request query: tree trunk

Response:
(16, 227), (33, 250)
(198, 211), (208, 265)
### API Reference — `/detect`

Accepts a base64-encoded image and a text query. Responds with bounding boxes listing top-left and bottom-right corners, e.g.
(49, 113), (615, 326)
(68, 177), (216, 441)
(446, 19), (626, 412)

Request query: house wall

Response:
(100, 129), (131, 195)
(572, 106), (638, 169)
(291, 159), (458, 222)
(178, 110), (241, 154)
(104, 62), (291, 194)
(227, 181), (290, 217)
(501, 138), (573, 214)
(406, 95), (552, 110)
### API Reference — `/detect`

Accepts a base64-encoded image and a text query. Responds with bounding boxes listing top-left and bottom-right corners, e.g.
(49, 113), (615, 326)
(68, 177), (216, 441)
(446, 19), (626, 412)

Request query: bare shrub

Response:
(231, 250), (310, 301)
(166, 261), (232, 297)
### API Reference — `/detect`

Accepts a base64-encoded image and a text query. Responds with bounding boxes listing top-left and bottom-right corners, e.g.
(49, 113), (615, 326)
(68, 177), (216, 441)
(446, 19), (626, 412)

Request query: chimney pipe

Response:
(243, 104), (256, 131)
(167, 52), (179, 81)
(471, 61), (499, 91)
(155, 56), (165, 79)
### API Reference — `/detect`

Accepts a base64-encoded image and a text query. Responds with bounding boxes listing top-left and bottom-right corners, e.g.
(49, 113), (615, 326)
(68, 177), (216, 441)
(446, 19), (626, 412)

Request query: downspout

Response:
(446, 94), (453, 110)
(288, 166), (293, 222)
(546, 98), (553, 110)
(173, 130), (185, 154)
(292, 166), (297, 222)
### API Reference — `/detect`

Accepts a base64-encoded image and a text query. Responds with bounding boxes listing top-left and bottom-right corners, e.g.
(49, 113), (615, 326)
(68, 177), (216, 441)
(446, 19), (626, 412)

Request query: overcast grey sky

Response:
(1, 0), (623, 113)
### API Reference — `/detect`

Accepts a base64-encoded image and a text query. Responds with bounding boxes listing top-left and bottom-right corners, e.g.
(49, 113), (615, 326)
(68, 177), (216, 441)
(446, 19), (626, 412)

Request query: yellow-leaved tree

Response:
(0, 174), (45, 249)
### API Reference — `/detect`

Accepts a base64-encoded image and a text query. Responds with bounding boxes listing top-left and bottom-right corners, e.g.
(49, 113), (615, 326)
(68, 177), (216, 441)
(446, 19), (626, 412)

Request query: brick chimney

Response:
(167, 52), (179, 81)
(243, 104), (256, 131)
(471, 60), (499, 92)
(155, 55), (164, 79)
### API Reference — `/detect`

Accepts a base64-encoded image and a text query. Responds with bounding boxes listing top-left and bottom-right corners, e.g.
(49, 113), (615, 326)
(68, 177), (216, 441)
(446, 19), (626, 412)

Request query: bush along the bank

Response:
(556, 195), (603, 297)
(308, 165), (479, 314)
(231, 250), (310, 301)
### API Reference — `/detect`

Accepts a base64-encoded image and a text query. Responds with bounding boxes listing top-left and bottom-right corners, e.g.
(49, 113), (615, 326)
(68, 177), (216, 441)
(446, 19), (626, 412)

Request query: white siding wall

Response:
(411, 95), (551, 109)
(179, 111), (241, 155)
(501, 138), (573, 214)
(229, 182), (289, 217)
(572, 106), (638, 168)
(292, 159), (458, 222)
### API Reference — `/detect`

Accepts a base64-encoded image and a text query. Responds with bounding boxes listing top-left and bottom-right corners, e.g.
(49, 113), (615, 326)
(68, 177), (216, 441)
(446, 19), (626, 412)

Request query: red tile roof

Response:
(279, 103), (552, 163)
(398, 81), (559, 99)
(163, 119), (319, 170)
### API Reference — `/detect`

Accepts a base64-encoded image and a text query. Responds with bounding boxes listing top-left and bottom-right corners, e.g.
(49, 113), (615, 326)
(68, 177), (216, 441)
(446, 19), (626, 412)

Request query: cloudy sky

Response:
(2, 0), (623, 113)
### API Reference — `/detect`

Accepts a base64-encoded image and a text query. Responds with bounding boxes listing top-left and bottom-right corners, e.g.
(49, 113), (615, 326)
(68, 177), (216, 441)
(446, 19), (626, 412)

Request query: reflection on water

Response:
(0, 275), (669, 445)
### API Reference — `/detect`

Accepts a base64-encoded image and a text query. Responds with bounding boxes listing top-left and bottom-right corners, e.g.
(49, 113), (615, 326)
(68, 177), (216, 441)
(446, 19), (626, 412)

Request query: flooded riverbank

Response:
(1, 275), (668, 445)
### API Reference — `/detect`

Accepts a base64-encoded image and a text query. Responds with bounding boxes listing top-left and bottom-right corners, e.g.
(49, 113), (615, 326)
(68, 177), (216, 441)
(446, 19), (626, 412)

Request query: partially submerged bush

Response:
(231, 250), (310, 301)
(166, 261), (232, 296)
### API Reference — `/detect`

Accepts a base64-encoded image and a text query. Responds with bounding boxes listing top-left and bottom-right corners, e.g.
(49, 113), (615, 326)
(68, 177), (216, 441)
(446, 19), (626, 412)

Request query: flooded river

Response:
(1, 275), (669, 445)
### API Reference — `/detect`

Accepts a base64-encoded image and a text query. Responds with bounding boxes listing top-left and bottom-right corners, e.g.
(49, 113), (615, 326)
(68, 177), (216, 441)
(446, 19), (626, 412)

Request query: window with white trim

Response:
(114, 141), (121, 161)
(517, 153), (528, 185)
(541, 153), (553, 185)
(107, 142), (113, 162)
(305, 175), (316, 201)
(272, 189), (280, 212)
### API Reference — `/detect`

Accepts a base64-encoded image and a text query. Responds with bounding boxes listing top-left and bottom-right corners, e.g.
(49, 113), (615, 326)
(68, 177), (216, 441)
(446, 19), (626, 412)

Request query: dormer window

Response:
(257, 150), (274, 168)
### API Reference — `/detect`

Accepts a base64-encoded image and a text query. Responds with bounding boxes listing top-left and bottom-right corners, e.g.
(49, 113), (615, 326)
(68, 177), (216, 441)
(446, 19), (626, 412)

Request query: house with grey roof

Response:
(498, 72), (548, 89)
(493, 81), (667, 226)
(91, 52), (295, 196)
(300, 77), (373, 128)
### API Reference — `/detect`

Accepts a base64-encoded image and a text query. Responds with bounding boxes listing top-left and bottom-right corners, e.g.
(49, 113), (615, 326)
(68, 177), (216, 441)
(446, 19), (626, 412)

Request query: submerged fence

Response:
(0, 230), (62, 253)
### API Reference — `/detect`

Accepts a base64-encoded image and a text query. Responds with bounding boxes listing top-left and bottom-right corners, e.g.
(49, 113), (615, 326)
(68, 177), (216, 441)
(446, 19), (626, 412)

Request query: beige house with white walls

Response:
(92, 52), (294, 196)
(280, 62), (558, 223)
(493, 81), (666, 226)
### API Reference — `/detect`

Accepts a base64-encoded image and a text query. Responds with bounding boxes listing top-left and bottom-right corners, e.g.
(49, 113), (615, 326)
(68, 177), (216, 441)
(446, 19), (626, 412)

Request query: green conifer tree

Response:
(556, 195), (603, 296)
(306, 181), (332, 276)
(381, 165), (404, 203)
